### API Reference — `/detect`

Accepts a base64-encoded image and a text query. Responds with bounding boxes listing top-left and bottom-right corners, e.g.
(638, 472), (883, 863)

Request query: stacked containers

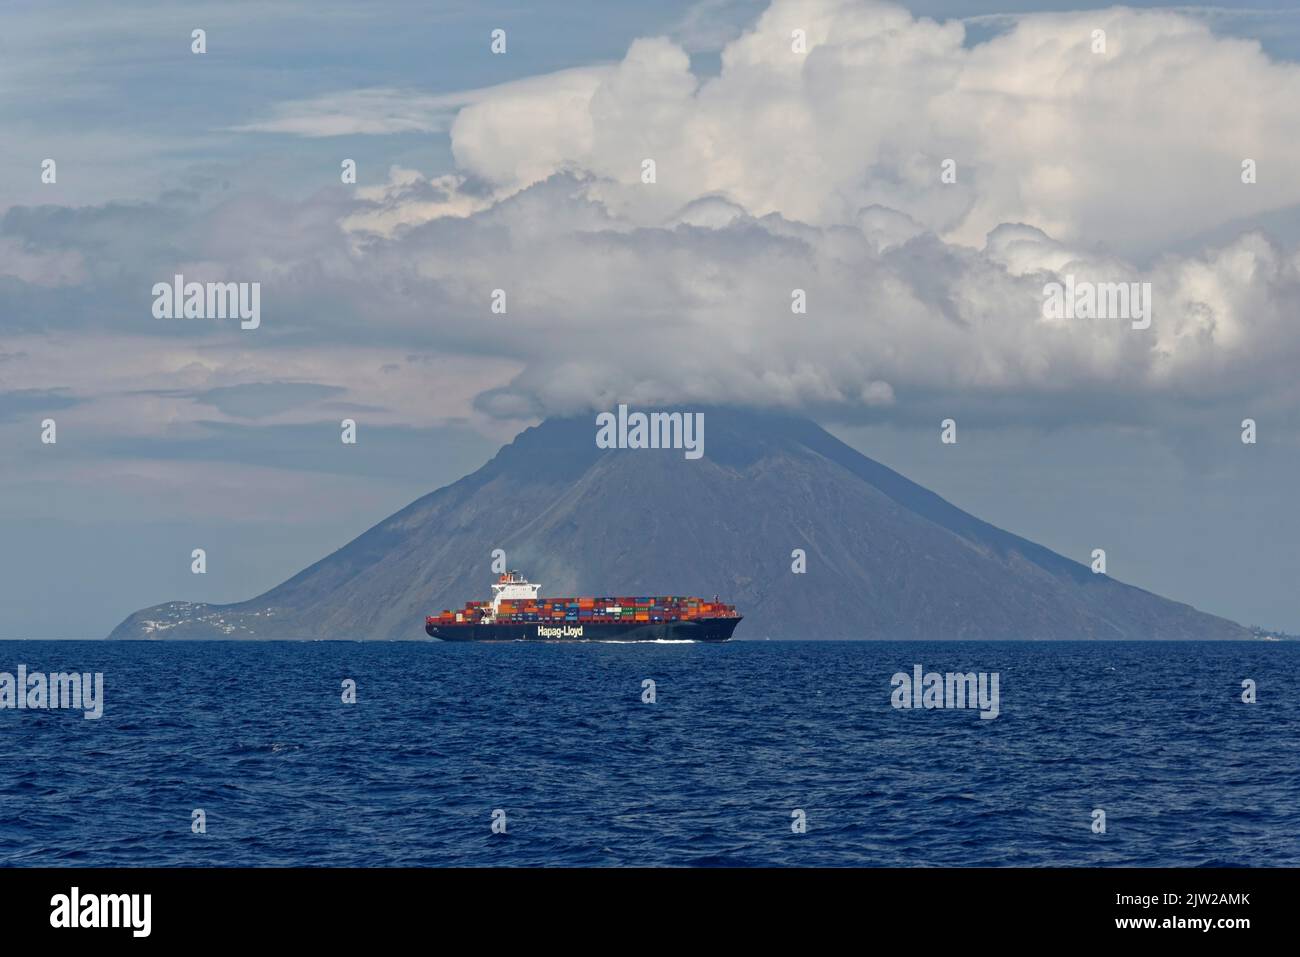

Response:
(435, 593), (738, 626)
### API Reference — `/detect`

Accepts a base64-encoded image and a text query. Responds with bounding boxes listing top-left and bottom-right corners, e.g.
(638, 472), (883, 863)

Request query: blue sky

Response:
(3, 0), (1300, 636)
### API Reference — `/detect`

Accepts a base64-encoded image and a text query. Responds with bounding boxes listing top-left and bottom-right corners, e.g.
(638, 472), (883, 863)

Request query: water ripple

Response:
(0, 639), (1296, 866)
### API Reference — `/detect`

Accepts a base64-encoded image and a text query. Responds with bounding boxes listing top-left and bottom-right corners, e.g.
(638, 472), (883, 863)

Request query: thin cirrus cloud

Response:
(131, 382), (351, 420)
(227, 88), (476, 137)
(226, 69), (610, 138)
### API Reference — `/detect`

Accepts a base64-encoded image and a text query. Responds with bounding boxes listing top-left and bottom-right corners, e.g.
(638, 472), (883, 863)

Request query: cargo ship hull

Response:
(425, 616), (741, 643)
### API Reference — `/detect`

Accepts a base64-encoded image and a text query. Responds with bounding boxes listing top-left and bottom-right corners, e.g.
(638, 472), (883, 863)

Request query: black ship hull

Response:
(426, 616), (741, 642)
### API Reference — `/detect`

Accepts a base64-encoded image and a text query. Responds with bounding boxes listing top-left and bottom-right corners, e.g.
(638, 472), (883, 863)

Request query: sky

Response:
(2, 0), (1300, 637)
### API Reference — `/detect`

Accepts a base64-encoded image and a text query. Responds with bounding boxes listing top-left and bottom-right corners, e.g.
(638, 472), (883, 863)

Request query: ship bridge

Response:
(490, 571), (541, 614)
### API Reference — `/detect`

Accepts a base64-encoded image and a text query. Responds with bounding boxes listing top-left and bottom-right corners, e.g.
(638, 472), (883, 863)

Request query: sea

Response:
(1, 639), (1296, 867)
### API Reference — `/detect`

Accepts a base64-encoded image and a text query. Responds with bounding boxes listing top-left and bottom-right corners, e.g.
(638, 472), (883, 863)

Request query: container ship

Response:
(425, 571), (742, 642)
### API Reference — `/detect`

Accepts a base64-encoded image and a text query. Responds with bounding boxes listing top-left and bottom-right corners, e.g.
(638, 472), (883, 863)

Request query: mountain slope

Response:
(109, 409), (1249, 640)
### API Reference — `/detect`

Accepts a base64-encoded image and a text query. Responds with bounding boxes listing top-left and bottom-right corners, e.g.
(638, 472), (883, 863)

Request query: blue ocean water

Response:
(0, 639), (1296, 867)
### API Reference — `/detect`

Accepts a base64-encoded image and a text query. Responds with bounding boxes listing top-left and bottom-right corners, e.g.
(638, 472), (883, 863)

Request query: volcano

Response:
(108, 408), (1249, 641)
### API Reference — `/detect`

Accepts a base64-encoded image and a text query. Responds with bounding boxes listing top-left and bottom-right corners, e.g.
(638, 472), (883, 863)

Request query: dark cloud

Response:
(0, 388), (85, 423)
(94, 419), (500, 483)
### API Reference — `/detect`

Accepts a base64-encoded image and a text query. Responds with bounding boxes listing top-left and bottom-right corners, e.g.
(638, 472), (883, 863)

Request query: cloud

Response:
(138, 382), (349, 419)
(341, 169), (501, 235)
(4, 0), (1300, 450)
(442, 0), (1300, 255)
(231, 68), (611, 141)
(0, 388), (84, 424)
(229, 88), (473, 137)
(0, 237), (88, 286)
